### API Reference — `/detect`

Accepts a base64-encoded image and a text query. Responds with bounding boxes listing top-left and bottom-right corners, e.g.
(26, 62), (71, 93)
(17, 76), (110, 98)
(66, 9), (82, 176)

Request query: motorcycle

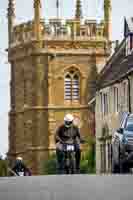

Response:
(8, 167), (31, 176)
(62, 143), (76, 174)
(56, 138), (86, 174)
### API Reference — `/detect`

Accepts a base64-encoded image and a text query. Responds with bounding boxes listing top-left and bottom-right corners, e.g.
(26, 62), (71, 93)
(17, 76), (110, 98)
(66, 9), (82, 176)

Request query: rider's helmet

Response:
(64, 113), (74, 128)
(15, 156), (23, 165)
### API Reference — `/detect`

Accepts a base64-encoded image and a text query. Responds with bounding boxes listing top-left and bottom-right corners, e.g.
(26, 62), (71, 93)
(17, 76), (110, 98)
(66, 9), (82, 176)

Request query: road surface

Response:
(0, 175), (133, 200)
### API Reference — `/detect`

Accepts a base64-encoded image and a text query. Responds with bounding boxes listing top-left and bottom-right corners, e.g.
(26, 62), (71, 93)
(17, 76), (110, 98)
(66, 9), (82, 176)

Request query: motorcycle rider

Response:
(55, 113), (83, 174)
(12, 156), (31, 176)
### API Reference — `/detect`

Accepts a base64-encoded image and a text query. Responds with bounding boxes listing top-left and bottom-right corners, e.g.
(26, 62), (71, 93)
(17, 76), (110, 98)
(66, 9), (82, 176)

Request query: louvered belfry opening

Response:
(64, 69), (80, 101)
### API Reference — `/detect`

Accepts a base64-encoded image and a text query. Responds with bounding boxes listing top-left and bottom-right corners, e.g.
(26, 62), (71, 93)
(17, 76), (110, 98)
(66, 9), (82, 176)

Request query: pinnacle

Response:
(75, 0), (82, 20)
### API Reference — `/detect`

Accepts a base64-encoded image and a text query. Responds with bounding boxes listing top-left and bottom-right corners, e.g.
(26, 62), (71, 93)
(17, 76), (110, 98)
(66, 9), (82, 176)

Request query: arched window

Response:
(64, 69), (80, 101)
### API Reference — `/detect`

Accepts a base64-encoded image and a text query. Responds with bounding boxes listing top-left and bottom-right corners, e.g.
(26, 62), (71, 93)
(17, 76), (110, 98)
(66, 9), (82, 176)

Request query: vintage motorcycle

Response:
(62, 143), (76, 174)
(8, 167), (31, 176)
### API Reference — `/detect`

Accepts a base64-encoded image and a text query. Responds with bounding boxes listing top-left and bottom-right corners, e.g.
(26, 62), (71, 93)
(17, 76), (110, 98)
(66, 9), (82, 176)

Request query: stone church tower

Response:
(7, 0), (112, 174)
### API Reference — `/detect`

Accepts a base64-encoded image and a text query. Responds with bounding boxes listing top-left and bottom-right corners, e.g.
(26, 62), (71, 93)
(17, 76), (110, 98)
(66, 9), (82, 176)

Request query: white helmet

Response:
(16, 156), (23, 161)
(64, 113), (74, 128)
(15, 156), (23, 165)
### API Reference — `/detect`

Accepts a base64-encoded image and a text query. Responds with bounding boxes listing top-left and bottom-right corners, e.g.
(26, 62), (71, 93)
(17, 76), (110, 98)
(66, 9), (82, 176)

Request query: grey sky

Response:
(0, 0), (133, 156)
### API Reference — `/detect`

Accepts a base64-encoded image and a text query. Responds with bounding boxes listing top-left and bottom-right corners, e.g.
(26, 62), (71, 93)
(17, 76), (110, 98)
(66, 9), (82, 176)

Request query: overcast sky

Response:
(0, 0), (133, 157)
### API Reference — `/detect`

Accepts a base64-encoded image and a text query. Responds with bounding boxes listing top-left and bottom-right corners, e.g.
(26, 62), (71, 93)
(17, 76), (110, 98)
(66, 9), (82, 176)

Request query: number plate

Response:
(18, 172), (24, 176)
(66, 145), (74, 151)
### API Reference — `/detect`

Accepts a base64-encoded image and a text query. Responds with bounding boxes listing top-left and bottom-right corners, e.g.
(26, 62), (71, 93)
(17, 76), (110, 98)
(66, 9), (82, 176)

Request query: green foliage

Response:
(42, 153), (57, 175)
(0, 158), (8, 177)
(80, 136), (96, 174)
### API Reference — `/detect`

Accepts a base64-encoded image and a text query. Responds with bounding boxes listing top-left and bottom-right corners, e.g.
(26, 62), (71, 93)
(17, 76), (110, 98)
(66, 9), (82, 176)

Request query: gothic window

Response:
(72, 74), (79, 100)
(65, 74), (71, 100)
(64, 69), (80, 101)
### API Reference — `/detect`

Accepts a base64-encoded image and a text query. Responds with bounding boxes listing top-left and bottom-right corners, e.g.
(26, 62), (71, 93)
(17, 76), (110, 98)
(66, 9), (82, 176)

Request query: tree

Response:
(0, 156), (8, 177)
(80, 136), (96, 174)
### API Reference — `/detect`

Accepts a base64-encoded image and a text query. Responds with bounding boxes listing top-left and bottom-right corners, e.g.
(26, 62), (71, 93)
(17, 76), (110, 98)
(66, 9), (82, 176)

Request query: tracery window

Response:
(64, 69), (80, 101)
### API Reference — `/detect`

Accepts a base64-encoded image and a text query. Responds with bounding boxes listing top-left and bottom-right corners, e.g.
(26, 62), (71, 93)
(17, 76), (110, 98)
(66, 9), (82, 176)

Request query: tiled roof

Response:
(98, 39), (133, 90)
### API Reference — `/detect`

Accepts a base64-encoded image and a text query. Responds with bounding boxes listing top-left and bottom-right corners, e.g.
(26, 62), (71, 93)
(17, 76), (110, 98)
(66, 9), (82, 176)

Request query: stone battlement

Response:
(11, 18), (105, 47)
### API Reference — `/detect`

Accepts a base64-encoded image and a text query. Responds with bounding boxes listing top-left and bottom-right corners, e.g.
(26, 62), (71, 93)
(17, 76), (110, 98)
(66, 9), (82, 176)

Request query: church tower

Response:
(8, 0), (49, 174)
(8, 0), (111, 174)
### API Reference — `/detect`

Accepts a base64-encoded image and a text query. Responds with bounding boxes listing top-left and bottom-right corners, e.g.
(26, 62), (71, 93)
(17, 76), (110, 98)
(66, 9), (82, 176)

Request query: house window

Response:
(101, 93), (108, 116)
(114, 87), (119, 112)
(81, 31), (86, 36)
(123, 82), (127, 106)
(100, 93), (103, 113)
(64, 70), (80, 101)
(103, 93), (108, 115)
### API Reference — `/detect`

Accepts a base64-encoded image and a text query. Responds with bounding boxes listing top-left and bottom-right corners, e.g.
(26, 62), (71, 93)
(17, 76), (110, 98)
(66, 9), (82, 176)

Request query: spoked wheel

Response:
(64, 152), (76, 174)
(70, 153), (76, 174)
(65, 158), (70, 174)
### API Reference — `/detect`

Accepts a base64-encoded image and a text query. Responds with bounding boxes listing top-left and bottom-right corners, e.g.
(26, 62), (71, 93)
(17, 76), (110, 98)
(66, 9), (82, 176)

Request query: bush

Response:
(0, 158), (8, 177)
(42, 153), (57, 175)
(80, 136), (96, 174)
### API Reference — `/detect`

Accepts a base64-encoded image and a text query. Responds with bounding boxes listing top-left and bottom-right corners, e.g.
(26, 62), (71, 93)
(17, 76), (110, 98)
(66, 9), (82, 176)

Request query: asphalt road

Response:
(0, 175), (133, 200)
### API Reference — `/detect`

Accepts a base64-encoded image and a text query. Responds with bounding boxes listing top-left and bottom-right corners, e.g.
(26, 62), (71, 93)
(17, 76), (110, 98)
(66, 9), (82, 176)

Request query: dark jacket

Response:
(55, 124), (81, 144)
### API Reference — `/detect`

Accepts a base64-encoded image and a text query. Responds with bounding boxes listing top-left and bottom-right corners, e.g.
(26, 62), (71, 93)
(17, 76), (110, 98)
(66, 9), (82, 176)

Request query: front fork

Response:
(65, 151), (76, 174)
